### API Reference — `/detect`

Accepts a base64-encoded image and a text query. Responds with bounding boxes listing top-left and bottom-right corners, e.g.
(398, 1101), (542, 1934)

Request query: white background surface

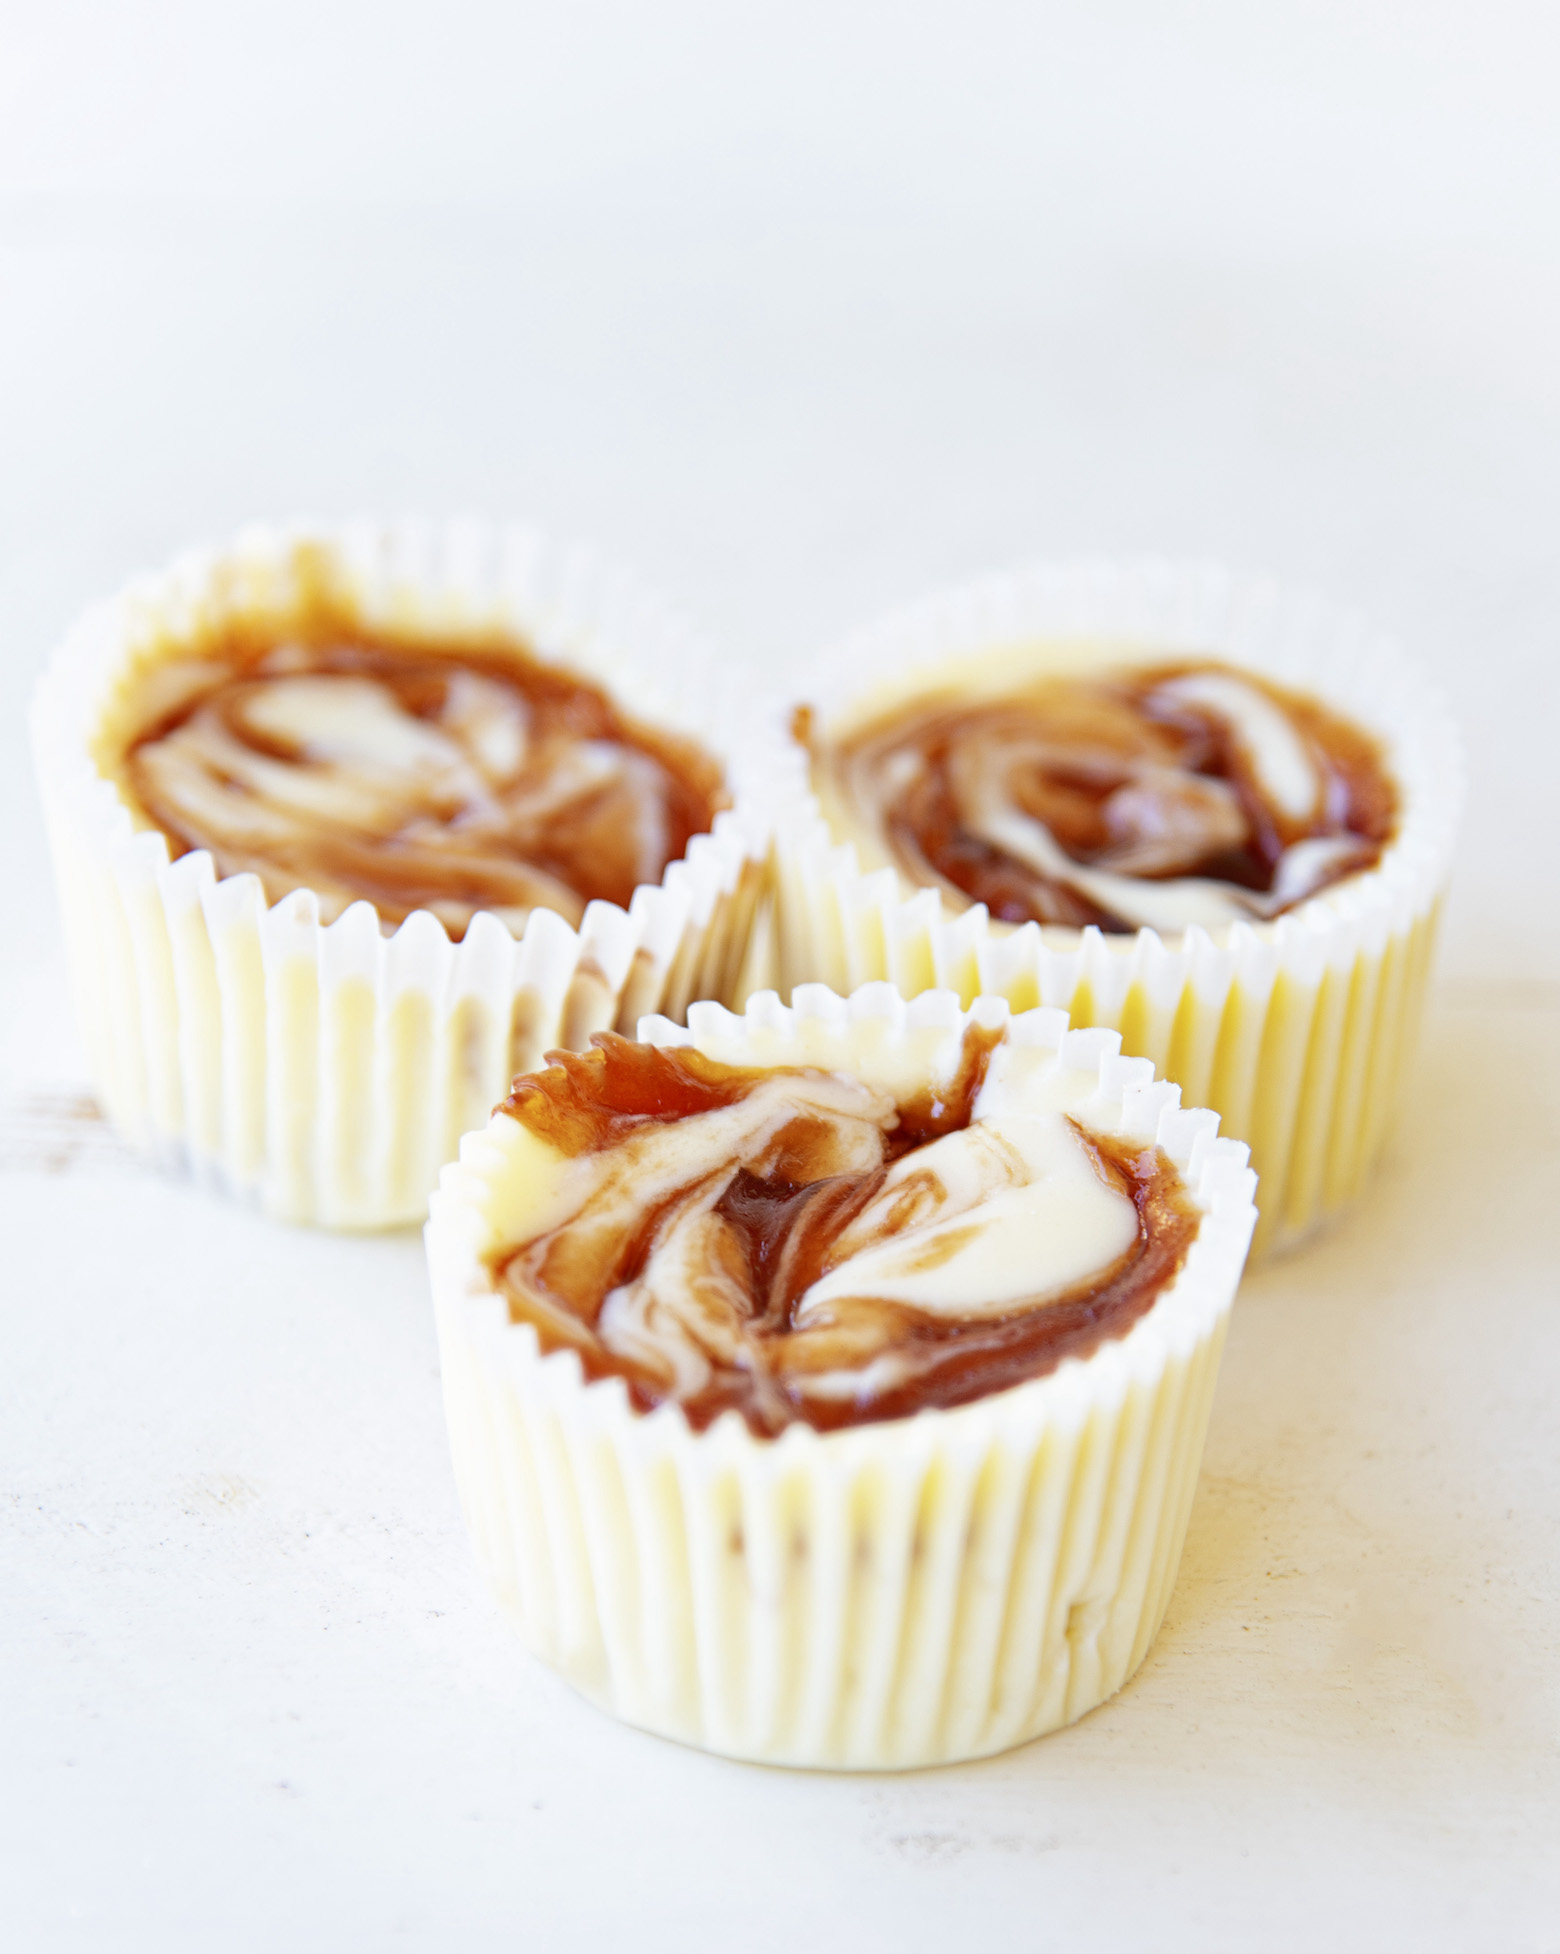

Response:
(2, 4), (1557, 1948)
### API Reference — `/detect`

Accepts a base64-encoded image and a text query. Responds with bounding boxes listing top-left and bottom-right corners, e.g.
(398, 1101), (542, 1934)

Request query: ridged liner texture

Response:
(426, 981), (1258, 1770)
(30, 520), (771, 1228)
(758, 560), (1462, 1256)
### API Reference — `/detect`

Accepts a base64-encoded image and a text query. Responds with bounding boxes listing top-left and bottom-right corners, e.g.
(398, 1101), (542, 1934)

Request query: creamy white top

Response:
(503, 1047), (1143, 1416)
(123, 641), (723, 936)
(809, 658), (1392, 933)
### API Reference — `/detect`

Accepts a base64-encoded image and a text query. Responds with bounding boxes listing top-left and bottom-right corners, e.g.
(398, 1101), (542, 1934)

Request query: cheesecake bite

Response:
(34, 521), (759, 1227)
(427, 987), (1258, 1768)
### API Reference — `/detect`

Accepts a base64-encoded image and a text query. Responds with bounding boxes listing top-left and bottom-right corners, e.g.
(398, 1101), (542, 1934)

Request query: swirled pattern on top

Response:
(119, 612), (727, 939)
(802, 658), (1398, 933)
(490, 1029), (1198, 1435)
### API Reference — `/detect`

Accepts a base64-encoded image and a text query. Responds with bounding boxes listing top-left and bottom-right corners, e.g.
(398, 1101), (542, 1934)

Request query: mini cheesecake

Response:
(769, 564), (1461, 1253)
(31, 522), (766, 1226)
(426, 983), (1258, 1768)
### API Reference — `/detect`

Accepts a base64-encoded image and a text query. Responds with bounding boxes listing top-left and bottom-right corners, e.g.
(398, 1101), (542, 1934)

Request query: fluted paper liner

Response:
(426, 982), (1258, 1769)
(30, 520), (769, 1227)
(760, 561), (1461, 1254)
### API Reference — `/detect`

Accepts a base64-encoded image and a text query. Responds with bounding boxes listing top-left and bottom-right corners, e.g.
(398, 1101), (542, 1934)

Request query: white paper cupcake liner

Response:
(426, 981), (1258, 1769)
(30, 520), (770, 1228)
(757, 560), (1461, 1256)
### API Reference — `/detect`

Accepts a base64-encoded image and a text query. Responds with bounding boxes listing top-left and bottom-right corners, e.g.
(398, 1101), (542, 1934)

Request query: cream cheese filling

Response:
(511, 1061), (1139, 1409)
(822, 663), (1377, 931)
(129, 665), (685, 932)
(796, 1114), (1136, 1320)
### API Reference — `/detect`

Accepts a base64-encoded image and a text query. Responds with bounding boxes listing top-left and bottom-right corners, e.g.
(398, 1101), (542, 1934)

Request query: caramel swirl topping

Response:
(119, 605), (727, 939)
(491, 1029), (1198, 1436)
(802, 658), (1397, 932)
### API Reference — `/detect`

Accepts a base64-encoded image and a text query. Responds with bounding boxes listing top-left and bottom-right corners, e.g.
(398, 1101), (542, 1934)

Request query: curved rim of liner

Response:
(29, 515), (771, 969)
(425, 981), (1260, 1469)
(757, 556), (1464, 953)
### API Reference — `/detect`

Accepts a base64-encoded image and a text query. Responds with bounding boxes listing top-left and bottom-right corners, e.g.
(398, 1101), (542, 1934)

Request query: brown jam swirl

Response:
(489, 1029), (1199, 1437)
(118, 588), (727, 940)
(800, 658), (1398, 931)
